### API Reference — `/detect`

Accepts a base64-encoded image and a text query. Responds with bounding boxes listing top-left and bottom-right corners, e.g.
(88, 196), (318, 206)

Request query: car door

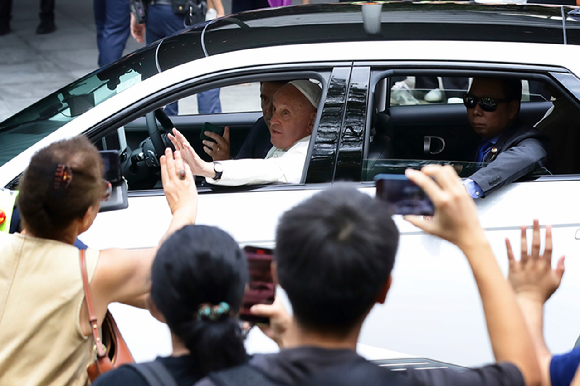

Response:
(75, 65), (353, 361)
(340, 62), (580, 367)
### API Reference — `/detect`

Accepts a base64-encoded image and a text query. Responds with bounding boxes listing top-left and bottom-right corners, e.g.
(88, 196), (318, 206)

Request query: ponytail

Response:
(151, 225), (249, 376)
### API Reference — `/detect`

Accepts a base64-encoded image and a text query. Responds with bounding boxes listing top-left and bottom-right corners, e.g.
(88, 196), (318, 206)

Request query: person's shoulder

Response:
(406, 362), (524, 386)
(91, 364), (147, 386)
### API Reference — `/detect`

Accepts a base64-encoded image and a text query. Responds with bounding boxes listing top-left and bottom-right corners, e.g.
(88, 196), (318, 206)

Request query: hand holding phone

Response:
(375, 174), (435, 216)
(239, 246), (276, 324)
(200, 122), (225, 144)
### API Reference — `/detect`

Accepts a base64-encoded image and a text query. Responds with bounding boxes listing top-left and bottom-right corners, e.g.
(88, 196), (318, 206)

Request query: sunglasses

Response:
(463, 93), (510, 112)
(102, 180), (112, 202)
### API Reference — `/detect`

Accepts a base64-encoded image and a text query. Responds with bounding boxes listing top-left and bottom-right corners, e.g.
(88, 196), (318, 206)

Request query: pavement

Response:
(0, 0), (330, 123)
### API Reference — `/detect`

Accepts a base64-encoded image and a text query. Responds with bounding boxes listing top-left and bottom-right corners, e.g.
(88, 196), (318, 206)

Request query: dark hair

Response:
(472, 77), (522, 102)
(151, 225), (249, 376)
(275, 184), (399, 334)
(17, 136), (104, 240)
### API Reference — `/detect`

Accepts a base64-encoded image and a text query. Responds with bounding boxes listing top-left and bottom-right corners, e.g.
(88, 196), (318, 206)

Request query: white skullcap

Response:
(289, 80), (322, 109)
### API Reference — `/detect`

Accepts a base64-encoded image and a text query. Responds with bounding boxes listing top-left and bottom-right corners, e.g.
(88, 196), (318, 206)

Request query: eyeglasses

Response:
(102, 180), (112, 202)
(463, 93), (510, 112)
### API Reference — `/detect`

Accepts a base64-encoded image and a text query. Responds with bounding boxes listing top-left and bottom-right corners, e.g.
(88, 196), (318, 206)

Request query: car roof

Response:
(155, 2), (580, 72)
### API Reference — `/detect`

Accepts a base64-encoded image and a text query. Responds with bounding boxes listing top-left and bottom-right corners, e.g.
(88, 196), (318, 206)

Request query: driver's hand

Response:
(168, 129), (214, 178)
(203, 126), (231, 161)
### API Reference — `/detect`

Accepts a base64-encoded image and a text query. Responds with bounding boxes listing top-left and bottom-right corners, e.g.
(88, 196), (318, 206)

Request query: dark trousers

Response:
(146, 4), (222, 115)
(39, 0), (54, 22)
(0, 0), (54, 23)
(94, 0), (131, 67)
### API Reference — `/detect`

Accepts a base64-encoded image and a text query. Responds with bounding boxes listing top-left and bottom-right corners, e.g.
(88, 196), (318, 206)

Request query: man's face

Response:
(467, 78), (519, 140)
(260, 82), (285, 128)
(269, 84), (316, 150)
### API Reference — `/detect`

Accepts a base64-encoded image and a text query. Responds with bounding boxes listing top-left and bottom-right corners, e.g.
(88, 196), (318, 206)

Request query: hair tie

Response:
(196, 302), (230, 322)
(54, 164), (73, 191)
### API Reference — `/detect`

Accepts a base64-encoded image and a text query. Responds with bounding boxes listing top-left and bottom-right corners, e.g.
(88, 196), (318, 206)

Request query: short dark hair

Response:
(151, 225), (249, 376)
(275, 185), (399, 334)
(17, 136), (104, 240)
(472, 77), (522, 102)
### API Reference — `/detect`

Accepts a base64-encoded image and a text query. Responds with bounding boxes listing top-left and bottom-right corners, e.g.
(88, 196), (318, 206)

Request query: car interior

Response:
(96, 75), (326, 191)
(363, 71), (580, 182)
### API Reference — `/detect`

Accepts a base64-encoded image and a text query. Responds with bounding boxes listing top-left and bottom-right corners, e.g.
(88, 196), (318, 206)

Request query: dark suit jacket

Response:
(470, 120), (550, 196)
(235, 117), (272, 160)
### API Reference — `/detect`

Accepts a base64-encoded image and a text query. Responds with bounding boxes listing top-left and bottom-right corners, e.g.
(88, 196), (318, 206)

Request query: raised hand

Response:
(168, 128), (214, 178)
(203, 126), (231, 161)
(507, 219), (565, 303)
(159, 148), (198, 222)
(404, 165), (485, 250)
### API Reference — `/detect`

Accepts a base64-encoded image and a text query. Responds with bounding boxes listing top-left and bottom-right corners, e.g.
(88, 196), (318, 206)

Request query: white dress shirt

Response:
(206, 136), (311, 186)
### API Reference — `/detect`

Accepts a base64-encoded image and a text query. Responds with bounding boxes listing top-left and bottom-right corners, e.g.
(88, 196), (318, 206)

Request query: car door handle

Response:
(424, 136), (446, 155)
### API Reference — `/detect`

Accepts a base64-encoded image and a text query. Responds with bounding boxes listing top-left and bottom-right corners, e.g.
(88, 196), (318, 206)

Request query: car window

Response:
(363, 73), (580, 182)
(0, 47), (158, 168)
(390, 76), (549, 107)
(108, 77), (323, 191)
(177, 83), (261, 115)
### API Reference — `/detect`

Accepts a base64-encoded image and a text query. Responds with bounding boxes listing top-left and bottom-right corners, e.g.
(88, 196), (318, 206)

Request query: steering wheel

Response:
(146, 108), (175, 160)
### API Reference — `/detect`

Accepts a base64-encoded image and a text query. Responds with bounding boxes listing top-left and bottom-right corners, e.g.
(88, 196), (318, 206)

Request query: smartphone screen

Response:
(375, 174), (435, 216)
(100, 150), (121, 183)
(239, 246), (275, 324)
(199, 122), (225, 144)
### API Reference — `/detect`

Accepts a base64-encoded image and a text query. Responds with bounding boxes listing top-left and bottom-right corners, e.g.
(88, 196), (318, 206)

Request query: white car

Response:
(1, 2), (580, 367)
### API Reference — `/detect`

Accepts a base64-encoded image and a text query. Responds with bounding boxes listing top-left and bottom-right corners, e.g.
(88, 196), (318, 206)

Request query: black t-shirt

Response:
(92, 355), (201, 386)
(195, 347), (525, 386)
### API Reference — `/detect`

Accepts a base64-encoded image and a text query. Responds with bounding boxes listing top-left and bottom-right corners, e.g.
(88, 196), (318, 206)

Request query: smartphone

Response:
(239, 246), (275, 324)
(100, 150), (121, 184)
(199, 122), (225, 144)
(375, 174), (434, 216)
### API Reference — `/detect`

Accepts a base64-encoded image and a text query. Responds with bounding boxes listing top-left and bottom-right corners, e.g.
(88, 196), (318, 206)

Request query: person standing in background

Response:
(130, 0), (224, 115)
(94, 0), (131, 68)
(0, 0), (56, 35)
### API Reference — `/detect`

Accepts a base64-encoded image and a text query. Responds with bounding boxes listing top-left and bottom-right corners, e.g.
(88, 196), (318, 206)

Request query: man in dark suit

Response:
(463, 77), (550, 198)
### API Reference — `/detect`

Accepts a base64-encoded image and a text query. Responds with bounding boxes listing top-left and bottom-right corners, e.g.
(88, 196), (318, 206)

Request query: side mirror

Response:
(99, 180), (128, 213)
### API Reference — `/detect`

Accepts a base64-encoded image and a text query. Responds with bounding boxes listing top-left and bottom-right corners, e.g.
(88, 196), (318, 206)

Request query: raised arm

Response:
(507, 220), (565, 386)
(86, 149), (198, 333)
(405, 165), (541, 386)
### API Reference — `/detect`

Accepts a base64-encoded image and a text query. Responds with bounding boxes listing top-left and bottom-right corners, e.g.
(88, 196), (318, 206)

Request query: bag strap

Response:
(126, 361), (179, 386)
(79, 249), (107, 359)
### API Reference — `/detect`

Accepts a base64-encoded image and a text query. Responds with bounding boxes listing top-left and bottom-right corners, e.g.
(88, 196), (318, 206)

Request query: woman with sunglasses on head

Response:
(461, 77), (550, 199)
(92, 225), (249, 386)
(0, 136), (197, 386)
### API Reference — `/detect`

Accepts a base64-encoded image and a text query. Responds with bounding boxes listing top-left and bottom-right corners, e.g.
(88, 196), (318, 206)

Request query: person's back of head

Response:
(151, 225), (249, 376)
(17, 136), (104, 240)
(275, 184), (399, 335)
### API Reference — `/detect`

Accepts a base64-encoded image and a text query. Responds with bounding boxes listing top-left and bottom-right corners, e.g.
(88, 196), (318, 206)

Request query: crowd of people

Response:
(0, 73), (579, 386)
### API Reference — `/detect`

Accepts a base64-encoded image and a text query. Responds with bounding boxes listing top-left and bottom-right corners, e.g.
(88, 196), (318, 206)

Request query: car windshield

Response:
(0, 45), (159, 168)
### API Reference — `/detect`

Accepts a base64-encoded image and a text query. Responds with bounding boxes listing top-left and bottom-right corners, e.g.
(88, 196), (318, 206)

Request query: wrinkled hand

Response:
(168, 128), (214, 178)
(160, 148), (198, 222)
(130, 13), (145, 44)
(404, 165), (484, 250)
(250, 298), (291, 348)
(507, 219), (565, 304)
(203, 127), (231, 161)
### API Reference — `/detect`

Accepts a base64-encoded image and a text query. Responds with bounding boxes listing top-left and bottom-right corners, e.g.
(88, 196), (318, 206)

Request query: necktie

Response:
(477, 141), (493, 163)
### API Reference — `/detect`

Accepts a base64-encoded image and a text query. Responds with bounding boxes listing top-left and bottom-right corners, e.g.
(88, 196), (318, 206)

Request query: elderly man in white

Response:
(169, 80), (321, 186)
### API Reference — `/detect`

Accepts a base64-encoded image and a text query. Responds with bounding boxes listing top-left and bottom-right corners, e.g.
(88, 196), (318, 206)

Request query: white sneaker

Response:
(424, 88), (443, 102)
(447, 97), (463, 104)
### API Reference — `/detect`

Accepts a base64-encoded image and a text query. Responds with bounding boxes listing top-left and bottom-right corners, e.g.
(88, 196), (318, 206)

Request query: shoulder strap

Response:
(208, 364), (284, 386)
(126, 361), (179, 386)
(79, 249), (106, 359)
